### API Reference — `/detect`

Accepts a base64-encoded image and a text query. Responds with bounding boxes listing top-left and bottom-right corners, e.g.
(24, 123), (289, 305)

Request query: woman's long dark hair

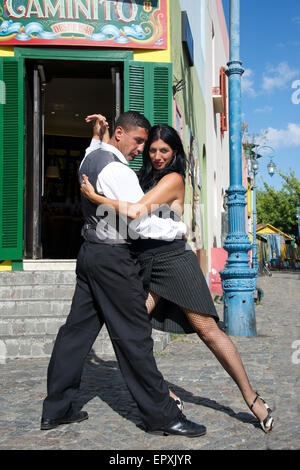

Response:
(139, 124), (187, 192)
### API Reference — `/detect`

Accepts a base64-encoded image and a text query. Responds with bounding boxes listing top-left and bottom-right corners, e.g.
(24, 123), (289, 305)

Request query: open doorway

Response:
(24, 58), (123, 259)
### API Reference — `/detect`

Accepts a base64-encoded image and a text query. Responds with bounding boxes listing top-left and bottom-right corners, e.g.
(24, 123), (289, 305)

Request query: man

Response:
(41, 112), (206, 437)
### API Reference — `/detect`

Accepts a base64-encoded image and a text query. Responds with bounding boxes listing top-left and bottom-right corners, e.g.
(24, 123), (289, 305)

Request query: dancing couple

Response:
(41, 111), (273, 436)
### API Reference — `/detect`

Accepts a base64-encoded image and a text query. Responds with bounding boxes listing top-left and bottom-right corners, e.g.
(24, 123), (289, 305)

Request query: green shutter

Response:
(124, 61), (172, 171)
(124, 62), (145, 116)
(0, 57), (24, 260)
(152, 64), (172, 125)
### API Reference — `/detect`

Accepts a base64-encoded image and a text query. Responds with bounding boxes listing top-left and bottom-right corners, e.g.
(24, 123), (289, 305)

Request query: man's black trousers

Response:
(42, 241), (180, 431)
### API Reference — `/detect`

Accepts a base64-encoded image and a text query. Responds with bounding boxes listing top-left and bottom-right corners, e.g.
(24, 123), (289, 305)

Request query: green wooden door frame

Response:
(14, 47), (133, 62)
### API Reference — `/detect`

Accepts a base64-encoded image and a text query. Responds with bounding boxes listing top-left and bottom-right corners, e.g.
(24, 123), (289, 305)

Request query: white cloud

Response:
(256, 123), (300, 149)
(254, 105), (273, 114)
(262, 62), (299, 93)
(242, 69), (257, 97)
(277, 41), (300, 48)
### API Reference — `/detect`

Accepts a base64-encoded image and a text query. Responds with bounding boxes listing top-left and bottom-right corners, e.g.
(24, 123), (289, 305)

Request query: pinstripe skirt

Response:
(134, 242), (219, 334)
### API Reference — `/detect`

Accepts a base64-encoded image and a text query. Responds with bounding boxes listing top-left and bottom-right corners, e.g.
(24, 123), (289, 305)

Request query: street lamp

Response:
(252, 157), (259, 171)
(255, 145), (277, 177)
(251, 155), (259, 271)
(267, 158), (276, 177)
(250, 146), (277, 272)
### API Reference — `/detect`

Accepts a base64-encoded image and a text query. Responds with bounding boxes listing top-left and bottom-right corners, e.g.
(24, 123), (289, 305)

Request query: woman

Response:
(80, 119), (274, 433)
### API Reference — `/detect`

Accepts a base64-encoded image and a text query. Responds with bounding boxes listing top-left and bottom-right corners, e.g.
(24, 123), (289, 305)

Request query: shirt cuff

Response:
(177, 221), (187, 236)
(90, 138), (102, 147)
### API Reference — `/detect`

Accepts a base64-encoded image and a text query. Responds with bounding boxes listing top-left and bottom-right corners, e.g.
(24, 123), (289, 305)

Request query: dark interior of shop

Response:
(24, 58), (122, 259)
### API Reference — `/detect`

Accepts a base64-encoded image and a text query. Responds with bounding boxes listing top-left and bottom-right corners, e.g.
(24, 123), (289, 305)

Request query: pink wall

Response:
(209, 248), (228, 294)
(216, 0), (229, 60)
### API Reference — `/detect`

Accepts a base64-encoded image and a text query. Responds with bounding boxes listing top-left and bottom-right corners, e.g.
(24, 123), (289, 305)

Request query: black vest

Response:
(79, 148), (129, 245)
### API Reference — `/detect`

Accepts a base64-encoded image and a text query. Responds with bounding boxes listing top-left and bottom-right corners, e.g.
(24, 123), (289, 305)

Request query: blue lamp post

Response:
(220, 0), (257, 337)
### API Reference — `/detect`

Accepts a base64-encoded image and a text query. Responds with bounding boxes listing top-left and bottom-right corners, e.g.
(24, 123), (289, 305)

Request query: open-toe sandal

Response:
(250, 391), (274, 433)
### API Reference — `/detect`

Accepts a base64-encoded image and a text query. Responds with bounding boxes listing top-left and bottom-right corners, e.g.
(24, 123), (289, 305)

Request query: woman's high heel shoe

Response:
(173, 397), (184, 412)
(250, 392), (274, 433)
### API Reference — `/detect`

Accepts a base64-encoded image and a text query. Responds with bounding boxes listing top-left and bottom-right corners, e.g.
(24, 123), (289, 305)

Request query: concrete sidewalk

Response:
(0, 272), (299, 450)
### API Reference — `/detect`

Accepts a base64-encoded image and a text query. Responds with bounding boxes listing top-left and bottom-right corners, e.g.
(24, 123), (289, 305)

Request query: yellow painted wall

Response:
(247, 182), (251, 217)
(256, 226), (292, 239)
(257, 227), (277, 235)
(0, 47), (14, 57)
(134, 0), (171, 63)
(0, 261), (12, 271)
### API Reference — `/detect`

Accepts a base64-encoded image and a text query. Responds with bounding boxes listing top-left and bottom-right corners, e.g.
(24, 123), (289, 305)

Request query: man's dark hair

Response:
(115, 111), (151, 133)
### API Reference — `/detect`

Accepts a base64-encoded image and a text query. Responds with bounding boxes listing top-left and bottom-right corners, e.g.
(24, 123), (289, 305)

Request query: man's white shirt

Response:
(80, 139), (187, 241)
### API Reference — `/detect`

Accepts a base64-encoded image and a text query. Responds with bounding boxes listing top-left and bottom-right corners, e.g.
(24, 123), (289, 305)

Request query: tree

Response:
(256, 169), (300, 237)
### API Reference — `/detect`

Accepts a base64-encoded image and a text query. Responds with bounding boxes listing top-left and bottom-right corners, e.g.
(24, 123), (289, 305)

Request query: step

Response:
(0, 270), (170, 361)
(0, 326), (115, 360)
(0, 271), (76, 301)
(0, 327), (170, 362)
(0, 271), (76, 286)
(0, 316), (66, 336)
(0, 300), (71, 317)
(0, 284), (76, 301)
(23, 259), (76, 271)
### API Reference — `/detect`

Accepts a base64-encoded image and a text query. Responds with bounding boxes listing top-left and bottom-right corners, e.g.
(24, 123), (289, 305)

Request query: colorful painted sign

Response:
(0, 0), (167, 49)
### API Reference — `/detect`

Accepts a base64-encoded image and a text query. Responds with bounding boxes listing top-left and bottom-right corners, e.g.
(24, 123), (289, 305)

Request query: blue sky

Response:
(222, 0), (300, 190)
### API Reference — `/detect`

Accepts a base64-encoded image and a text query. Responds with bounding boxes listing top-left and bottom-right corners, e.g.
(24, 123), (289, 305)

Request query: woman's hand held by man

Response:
(85, 114), (109, 141)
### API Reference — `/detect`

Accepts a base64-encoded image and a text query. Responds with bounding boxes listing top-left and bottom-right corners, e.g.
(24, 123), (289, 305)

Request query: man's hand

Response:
(80, 174), (97, 202)
(85, 114), (110, 142)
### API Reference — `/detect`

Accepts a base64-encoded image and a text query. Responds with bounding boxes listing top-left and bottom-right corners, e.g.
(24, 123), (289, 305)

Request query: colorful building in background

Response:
(256, 224), (298, 269)
(0, 0), (229, 280)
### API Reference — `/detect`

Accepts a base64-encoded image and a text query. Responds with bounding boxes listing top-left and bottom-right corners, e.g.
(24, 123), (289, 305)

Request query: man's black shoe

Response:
(41, 410), (88, 430)
(148, 413), (206, 438)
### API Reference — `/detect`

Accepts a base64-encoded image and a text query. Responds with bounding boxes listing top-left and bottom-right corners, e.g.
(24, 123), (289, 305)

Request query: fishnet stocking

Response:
(146, 291), (268, 423)
(146, 291), (160, 314)
(183, 309), (269, 422)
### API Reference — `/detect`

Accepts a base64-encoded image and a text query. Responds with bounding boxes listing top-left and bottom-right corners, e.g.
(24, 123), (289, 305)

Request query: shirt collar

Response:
(99, 141), (128, 166)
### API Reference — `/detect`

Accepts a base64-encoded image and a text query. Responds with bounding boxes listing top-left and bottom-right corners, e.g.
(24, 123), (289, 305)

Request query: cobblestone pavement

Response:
(0, 272), (299, 451)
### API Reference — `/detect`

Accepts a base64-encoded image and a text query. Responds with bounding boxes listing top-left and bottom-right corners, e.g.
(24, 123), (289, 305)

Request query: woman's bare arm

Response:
(80, 172), (185, 219)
